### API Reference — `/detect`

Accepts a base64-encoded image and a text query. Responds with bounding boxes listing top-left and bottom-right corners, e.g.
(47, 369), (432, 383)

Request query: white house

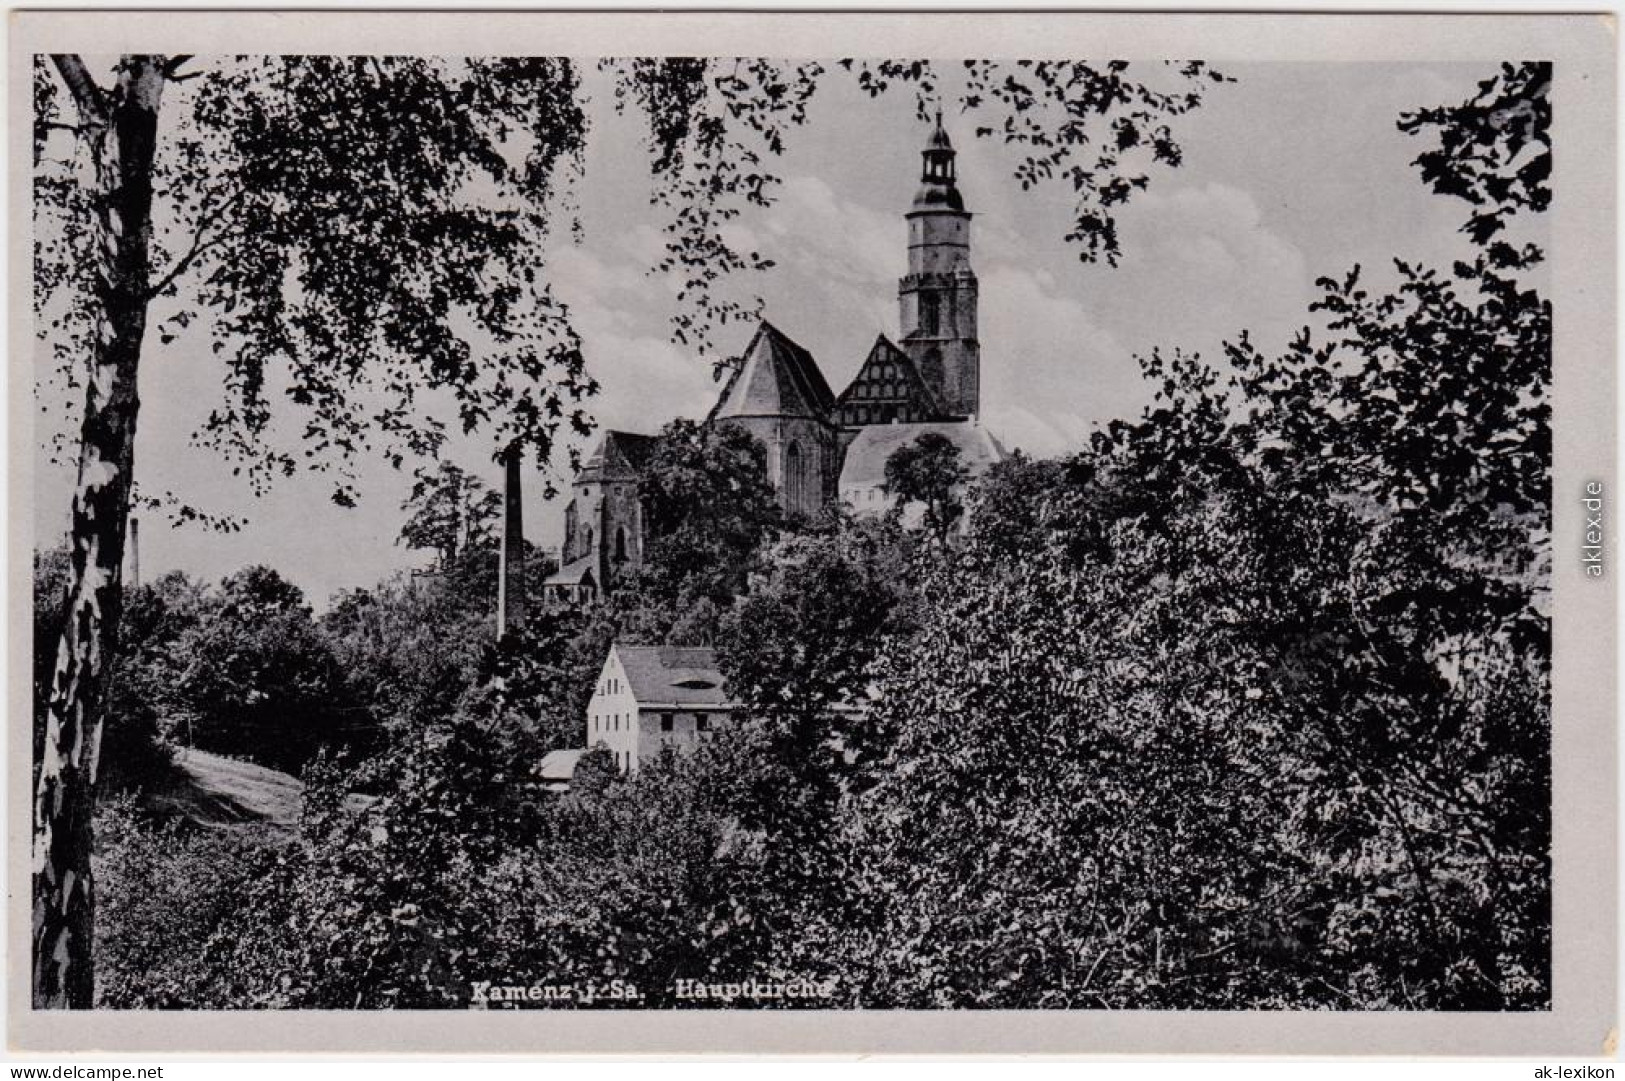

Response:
(584, 643), (735, 774)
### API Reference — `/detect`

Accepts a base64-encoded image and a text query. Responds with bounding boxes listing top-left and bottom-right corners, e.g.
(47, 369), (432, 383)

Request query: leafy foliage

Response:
(398, 461), (504, 570)
(165, 567), (358, 774)
(622, 417), (783, 617)
(883, 431), (969, 542)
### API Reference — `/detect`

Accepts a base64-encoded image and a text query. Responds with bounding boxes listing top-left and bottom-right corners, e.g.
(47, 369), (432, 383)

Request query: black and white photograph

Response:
(10, 8), (1616, 1058)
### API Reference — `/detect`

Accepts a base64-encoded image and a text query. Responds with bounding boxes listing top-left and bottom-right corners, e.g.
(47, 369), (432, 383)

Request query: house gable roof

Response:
(833, 334), (950, 424)
(611, 643), (731, 708)
(708, 320), (836, 422)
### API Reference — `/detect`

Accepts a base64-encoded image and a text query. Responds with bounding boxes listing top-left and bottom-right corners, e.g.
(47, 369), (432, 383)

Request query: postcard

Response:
(9, 9), (1615, 1055)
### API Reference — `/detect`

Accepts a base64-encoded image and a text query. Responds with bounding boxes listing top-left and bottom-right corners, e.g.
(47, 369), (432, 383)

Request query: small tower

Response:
(543, 429), (655, 607)
(899, 110), (980, 419)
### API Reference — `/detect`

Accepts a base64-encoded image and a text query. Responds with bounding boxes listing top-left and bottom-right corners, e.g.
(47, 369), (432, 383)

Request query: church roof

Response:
(613, 644), (732, 708)
(835, 334), (950, 420)
(708, 320), (836, 422)
(837, 420), (1006, 491)
(544, 554), (598, 587)
(578, 429), (657, 482)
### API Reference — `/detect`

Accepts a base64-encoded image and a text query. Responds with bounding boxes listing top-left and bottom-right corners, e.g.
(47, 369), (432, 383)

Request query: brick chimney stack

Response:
(497, 447), (526, 637)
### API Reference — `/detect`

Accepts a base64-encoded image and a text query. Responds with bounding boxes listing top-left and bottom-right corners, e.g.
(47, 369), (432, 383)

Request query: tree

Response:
(32, 52), (1225, 1006)
(840, 62), (1552, 1009)
(30, 54), (591, 1007)
(168, 566), (351, 774)
(398, 462), (503, 571)
(883, 432), (969, 542)
(963, 451), (1067, 562)
(714, 524), (911, 981)
(627, 418), (784, 614)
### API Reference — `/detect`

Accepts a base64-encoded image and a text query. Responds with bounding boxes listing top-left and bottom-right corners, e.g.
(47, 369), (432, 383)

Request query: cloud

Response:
(978, 264), (1142, 459)
(549, 244), (724, 444)
(1106, 182), (1311, 356)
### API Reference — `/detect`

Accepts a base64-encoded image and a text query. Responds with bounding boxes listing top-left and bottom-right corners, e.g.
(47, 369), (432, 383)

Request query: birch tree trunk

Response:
(32, 54), (165, 1010)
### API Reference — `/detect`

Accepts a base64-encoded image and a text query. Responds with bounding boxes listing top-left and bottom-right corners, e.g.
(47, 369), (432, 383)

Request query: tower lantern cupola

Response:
(913, 109), (965, 212)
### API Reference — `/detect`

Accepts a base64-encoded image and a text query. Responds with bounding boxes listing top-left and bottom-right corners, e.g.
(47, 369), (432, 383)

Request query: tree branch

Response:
(147, 188), (246, 298)
(48, 54), (107, 125)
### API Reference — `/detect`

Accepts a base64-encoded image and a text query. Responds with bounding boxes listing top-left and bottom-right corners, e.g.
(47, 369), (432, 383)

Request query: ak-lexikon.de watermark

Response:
(1582, 481), (1605, 577)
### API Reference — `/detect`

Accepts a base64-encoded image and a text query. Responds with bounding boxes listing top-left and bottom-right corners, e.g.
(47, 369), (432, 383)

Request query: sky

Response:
(33, 60), (1497, 608)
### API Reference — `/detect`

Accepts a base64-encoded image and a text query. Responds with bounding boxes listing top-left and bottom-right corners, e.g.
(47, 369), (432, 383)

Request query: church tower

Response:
(898, 111), (980, 419)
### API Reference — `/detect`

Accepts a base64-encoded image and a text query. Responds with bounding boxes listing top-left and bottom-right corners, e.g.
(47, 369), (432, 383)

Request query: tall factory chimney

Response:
(496, 446), (527, 637)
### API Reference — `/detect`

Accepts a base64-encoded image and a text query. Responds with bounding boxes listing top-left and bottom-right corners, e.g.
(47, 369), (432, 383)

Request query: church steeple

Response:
(899, 111), (980, 418)
(913, 109), (965, 212)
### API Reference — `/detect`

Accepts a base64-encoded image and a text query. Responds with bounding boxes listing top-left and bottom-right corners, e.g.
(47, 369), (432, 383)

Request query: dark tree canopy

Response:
(883, 432), (969, 541)
(398, 461), (503, 570)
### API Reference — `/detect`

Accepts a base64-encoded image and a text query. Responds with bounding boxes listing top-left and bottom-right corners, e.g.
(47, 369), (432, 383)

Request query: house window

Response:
(695, 713), (710, 733)
(661, 714), (674, 733)
(615, 526), (627, 562)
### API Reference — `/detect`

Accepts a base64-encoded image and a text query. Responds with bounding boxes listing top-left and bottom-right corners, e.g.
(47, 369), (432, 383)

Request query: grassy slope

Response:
(147, 747), (302, 831)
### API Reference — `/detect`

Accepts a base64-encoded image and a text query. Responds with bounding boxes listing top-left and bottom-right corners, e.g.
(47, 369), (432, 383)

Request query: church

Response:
(541, 114), (1004, 608)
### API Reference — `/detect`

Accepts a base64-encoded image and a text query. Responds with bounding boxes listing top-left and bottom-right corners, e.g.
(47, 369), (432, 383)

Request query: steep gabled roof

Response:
(543, 554), (598, 588)
(834, 334), (949, 420)
(578, 429), (657, 483)
(708, 320), (836, 422)
(612, 643), (732, 708)
(837, 420), (1006, 491)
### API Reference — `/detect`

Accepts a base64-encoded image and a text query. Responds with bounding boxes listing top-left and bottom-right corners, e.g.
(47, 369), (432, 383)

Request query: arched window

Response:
(614, 526), (627, 562)
(785, 442), (805, 513)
